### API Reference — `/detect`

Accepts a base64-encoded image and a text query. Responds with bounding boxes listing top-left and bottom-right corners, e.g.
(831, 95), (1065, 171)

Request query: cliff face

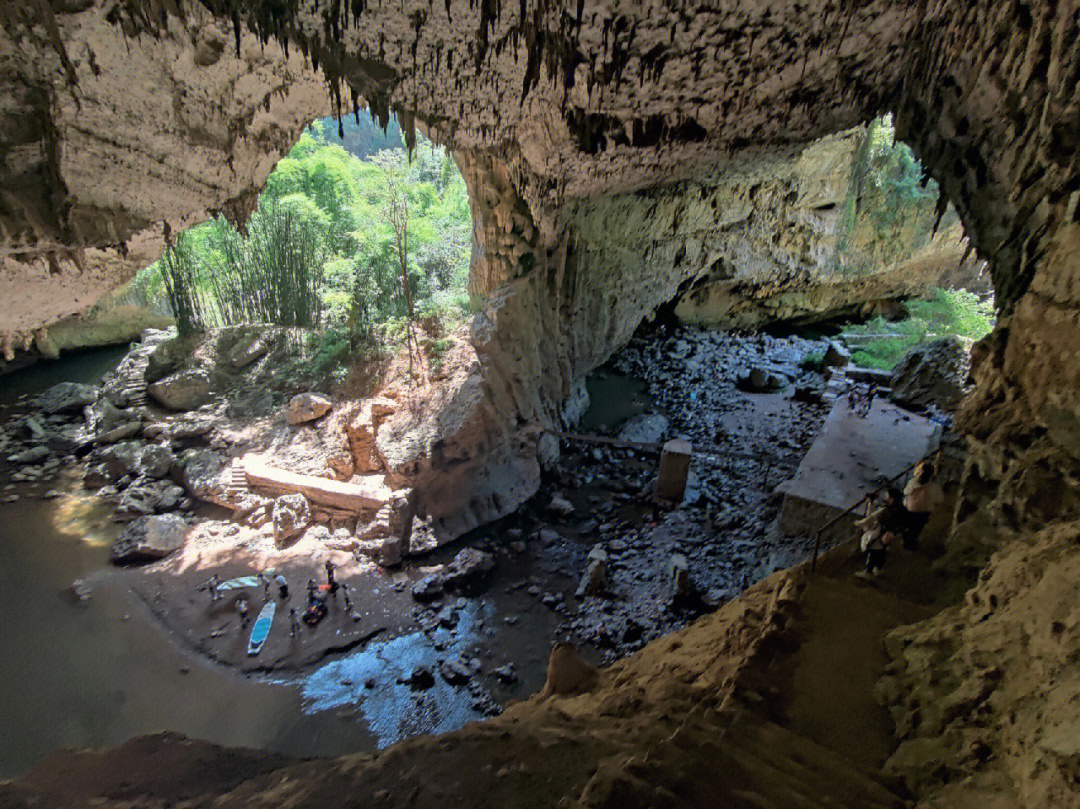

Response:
(0, 2), (327, 353)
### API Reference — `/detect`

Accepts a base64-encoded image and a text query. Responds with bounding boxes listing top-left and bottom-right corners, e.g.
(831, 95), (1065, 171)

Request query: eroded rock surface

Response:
(890, 337), (973, 412)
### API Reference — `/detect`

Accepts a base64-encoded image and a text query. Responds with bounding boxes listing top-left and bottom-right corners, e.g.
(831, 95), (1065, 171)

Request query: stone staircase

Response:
(225, 457), (249, 499)
(106, 336), (158, 409)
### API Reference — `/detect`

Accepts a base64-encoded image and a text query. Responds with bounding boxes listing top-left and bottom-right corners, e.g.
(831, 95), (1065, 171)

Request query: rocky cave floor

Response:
(0, 323), (838, 745)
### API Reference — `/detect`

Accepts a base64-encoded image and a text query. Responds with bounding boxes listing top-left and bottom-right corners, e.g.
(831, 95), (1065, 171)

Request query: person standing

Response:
(205, 574), (221, 604)
(854, 490), (901, 580)
(325, 560), (338, 597)
(902, 460), (944, 549)
(289, 607), (301, 638)
(342, 582), (353, 612)
(275, 573), (289, 600)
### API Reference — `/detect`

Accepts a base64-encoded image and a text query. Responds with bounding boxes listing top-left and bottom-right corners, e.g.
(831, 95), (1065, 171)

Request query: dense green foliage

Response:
(836, 115), (951, 274)
(842, 288), (995, 370)
(140, 116), (473, 373)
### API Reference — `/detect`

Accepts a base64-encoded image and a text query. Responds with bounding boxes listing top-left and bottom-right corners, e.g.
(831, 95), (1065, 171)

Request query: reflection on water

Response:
(302, 602), (491, 747)
(50, 489), (119, 547)
(0, 347), (377, 779)
(580, 369), (656, 433)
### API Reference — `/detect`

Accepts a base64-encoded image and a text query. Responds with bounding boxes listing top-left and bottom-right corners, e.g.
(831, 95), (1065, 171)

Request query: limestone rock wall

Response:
(0, 1), (328, 347)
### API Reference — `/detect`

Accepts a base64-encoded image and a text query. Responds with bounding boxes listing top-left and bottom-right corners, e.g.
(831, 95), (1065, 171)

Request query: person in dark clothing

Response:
(325, 560), (338, 596)
(854, 489), (902, 580)
(289, 607), (301, 638)
(275, 573), (289, 600)
(306, 578), (317, 606)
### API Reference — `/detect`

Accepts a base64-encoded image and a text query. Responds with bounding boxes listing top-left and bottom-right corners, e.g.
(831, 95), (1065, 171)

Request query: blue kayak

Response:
(247, 600), (276, 656)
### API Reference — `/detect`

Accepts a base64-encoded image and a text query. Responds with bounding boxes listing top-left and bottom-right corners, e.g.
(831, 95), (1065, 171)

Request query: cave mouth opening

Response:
(123, 111), (475, 393)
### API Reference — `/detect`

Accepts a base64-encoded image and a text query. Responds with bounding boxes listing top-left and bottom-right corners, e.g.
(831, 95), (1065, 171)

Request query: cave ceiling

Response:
(0, 0), (1076, 340)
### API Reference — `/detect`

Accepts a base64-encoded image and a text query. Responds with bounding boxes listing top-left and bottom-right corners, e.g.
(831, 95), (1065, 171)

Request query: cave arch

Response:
(1, 0), (1077, 538)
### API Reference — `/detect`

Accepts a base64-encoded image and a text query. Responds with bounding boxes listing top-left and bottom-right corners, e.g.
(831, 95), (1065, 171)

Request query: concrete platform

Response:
(243, 457), (391, 512)
(777, 397), (941, 540)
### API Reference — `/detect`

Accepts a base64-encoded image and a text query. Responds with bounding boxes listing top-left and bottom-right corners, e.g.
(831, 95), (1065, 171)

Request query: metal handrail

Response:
(809, 436), (963, 571)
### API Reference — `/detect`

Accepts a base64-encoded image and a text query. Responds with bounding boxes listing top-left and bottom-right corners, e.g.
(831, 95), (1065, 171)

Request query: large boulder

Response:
(9, 445), (49, 464)
(443, 547), (495, 594)
(110, 514), (190, 564)
(138, 444), (174, 478)
(144, 338), (186, 384)
(86, 398), (142, 445)
(272, 493), (311, 544)
(736, 366), (789, 393)
(38, 382), (99, 414)
(227, 331), (273, 369)
(148, 370), (211, 411)
(411, 572), (446, 602)
(97, 441), (145, 479)
(178, 449), (229, 504)
(889, 337), (973, 412)
(617, 413), (669, 445)
(116, 478), (185, 518)
(287, 393), (332, 425)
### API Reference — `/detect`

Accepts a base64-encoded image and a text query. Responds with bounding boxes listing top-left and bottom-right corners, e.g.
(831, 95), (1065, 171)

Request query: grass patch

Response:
(798, 350), (827, 373)
(842, 288), (995, 371)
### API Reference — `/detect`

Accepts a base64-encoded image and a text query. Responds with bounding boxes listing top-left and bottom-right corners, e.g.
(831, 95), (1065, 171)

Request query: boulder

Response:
(411, 573), (446, 602)
(736, 367), (789, 392)
(110, 514), (190, 564)
(404, 665), (435, 690)
(179, 449), (229, 504)
(9, 445), (49, 464)
(493, 664), (517, 684)
(617, 413), (669, 445)
(287, 393), (332, 425)
(98, 441), (145, 479)
(443, 547), (495, 594)
(889, 337), (973, 412)
(272, 493), (311, 544)
(83, 464), (112, 489)
(117, 478), (185, 518)
(85, 397), (124, 435)
(38, 382), (99, 414)
(144, 338), (185, 384)
(95, 421), (143, 445)
(227, 332), (272, 368)
(138, 444), (174, 478)
(548, 494), (575, 517)
(575, 545), (608, 598)
(440, 658), (472, 685)
(824, 340), (852, 367)
(669, 553), (693, 602)
(148, 370), (211, 411)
